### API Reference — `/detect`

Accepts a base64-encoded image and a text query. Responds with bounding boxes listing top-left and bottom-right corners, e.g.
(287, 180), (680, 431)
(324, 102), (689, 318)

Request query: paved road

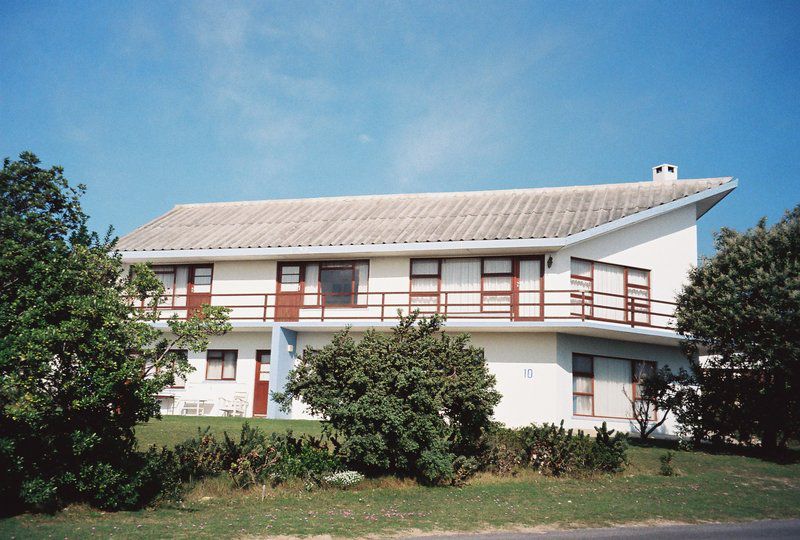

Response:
(405, 519), (800, 539)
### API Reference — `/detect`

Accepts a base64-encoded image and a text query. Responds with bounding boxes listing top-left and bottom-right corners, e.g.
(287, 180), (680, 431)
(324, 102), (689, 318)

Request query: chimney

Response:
(652, 163), (678, 182)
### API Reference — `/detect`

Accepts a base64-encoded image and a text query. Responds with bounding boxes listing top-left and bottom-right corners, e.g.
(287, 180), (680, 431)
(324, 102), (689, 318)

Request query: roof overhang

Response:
(119, 179), (737, 263)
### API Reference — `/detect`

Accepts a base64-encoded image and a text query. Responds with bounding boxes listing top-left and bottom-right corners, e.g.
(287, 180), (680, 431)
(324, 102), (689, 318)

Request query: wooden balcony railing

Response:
(134, 289), (678, 331)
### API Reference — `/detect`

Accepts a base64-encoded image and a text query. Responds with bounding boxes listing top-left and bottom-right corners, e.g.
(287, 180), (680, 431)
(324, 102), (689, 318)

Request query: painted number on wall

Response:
(522, 368), (534, 380)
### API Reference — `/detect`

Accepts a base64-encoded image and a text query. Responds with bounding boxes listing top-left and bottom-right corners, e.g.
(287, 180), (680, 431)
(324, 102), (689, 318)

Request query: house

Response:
(117, 164), (736, 435)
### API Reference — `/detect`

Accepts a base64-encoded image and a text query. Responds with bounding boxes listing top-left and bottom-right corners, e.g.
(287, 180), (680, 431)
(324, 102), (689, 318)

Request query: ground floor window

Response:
(206, 350), (237, 380)
(572, 353), (656, 419)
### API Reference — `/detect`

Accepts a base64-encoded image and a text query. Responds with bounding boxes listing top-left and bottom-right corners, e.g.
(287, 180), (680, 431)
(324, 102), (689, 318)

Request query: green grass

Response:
(135, 415), (324, 449)
(3, 418), (800, 539)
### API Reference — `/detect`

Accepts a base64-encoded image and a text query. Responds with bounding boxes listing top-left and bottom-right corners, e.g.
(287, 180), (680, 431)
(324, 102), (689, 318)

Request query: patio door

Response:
(252, 350), (271, 416)
(275, 263), (303, 322)
(186, 265), (213, 318)
(514, 256), (544, 320)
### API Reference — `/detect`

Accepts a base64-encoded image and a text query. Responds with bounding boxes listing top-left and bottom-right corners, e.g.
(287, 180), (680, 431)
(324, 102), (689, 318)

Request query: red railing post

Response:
(380, 292), (385, 321)
(263, 294), (269, 321)
(581, 291), (586, 321)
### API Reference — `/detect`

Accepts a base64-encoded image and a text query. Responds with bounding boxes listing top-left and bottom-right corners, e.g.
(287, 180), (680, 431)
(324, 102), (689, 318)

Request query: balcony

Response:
(135, 288), (678, 331)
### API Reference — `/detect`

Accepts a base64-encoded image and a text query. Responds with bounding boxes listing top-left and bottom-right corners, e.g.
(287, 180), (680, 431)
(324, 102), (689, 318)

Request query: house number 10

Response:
(522, 368), (534, 379)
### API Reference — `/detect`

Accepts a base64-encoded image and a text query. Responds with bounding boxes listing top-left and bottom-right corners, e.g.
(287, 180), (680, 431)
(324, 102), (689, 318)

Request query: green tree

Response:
(675, 205), (800, 450)
(0, 152), (231, 512)
(274, 312), (501, 485)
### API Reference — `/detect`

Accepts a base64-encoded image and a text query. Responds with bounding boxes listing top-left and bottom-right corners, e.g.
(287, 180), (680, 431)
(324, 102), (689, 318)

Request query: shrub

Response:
(659, 451), (677, 476)
(274, 312), (501, 486)
(588, 422), (628, 473)
(174, 428), (227, 482)
(482, 421), (629, 476)
(519, 421), (592, 476)
(175, 424), (342, 489)
(322, 471), (365, 489)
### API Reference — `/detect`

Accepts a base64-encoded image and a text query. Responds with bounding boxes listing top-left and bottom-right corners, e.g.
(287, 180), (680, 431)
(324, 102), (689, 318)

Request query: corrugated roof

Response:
(117, 177), (733, 251)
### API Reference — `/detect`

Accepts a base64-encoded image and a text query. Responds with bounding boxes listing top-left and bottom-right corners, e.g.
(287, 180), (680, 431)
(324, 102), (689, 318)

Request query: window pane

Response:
(628, 268), (649, 286)
(206, 354), (223, 379)
(594, 357), (633, 418)
(482, 294), (511, 312)
(412, 259), (438, 276)
(484, 258), (512, 274)
(193, 267), (212, 286)
(573, 395), (593, 415)
(321, 268), (353, 305)
(483, 275), (512, 291)
(572, 354), (592, 374)
(573, 375), (592, 394)
(222, 351), (236, 379)
(571, 259), (592, 278)
(411, 276), (438, 292)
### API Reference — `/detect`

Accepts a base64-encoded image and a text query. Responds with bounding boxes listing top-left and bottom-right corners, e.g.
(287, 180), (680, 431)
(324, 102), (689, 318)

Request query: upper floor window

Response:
(570, 258), (650, 324)
(278, 261), (369, 307)
(147, 265), (213, 309)
(409, 256), (543, 318)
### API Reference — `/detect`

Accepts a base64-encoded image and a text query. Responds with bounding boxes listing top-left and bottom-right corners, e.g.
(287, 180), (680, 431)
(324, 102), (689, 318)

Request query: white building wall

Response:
(158, 331), (271, 417)
(286, 329), (688, 435)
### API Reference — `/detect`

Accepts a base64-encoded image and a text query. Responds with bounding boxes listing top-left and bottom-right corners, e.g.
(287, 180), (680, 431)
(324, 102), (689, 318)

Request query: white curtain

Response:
(594, 357), (632, 418)
(304, 263), (319, 305)
(441, 259), (480, 314)
(355, 261), (368, 305)
(593, 263), (625, 321)
(410, 261), (439, 311)
(174, 266), (188, 307)
(518, 259), (541, 318)
(627, 268), (650, 324)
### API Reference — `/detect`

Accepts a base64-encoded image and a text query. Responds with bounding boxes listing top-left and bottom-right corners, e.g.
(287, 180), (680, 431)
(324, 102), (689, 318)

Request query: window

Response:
(570, 258), (651, 324)
(572, 354), (594, 416)
(315, 261), (368, 306)
(632, 360), (657, 420)
(143, 349), (188, 388)
(409, 256), (544, 318)
(410, 259), (440, 312)
(572, 353), (657, 419)
(206, 350), (237, 380)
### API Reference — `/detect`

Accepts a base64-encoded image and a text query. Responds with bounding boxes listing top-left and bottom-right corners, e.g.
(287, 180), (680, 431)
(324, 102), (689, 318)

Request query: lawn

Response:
(3, 417), (800, 539)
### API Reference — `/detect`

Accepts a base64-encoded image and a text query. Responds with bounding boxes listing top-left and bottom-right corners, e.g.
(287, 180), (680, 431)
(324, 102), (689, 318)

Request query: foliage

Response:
(173, 423), (342, 489)
(588, 422), (629, 473)
(518, 421), (593, 475)
(0, 152), (231, 513)
(274, 312), (501, 486)
(659, 451), (677, 476)
(675, 205), (800, 450)
(322, 470), (365, 489)
(482, 421), (628, 476)
(626, 365), (692, 440)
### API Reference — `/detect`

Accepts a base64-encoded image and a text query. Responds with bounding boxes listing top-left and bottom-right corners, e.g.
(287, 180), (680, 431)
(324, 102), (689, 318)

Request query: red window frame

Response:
(572, 354), (595, 417)
(205, 349), (237, 381)
(571, 353), (658, 420)
(409, 259), (441, 311)
(570, 258), (652, 324)
(317, 260), (369, 308)
(480, 257), (514, 314)
(409, 256), (545, 319)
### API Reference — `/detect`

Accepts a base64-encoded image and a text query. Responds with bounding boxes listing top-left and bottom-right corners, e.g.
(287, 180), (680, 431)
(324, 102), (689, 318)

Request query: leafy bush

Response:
(274, 312), (501, 486)
(482, 421), (629, 476)
(0, 153), (230, 513)
(174, 423), (342, 489)
(588, 422), (628, 473)
(518, 421), (592, 476)
(322, 471), (365, 489)
(174, 428), (227, 482)
(659, 451), (677, 476)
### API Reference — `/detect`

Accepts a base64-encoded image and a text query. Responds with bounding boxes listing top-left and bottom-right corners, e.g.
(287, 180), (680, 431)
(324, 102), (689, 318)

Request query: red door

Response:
(275, 263), (303, 322)
(253, 350), (271, 416)
(186, 265), (213, 318)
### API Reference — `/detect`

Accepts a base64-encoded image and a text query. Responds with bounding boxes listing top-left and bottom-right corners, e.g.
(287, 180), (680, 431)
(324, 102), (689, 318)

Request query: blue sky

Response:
(1, 1), (798, 256)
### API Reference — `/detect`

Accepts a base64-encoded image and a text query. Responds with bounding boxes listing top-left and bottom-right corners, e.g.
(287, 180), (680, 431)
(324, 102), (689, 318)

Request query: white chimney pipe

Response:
(652, 163), (678, 182)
